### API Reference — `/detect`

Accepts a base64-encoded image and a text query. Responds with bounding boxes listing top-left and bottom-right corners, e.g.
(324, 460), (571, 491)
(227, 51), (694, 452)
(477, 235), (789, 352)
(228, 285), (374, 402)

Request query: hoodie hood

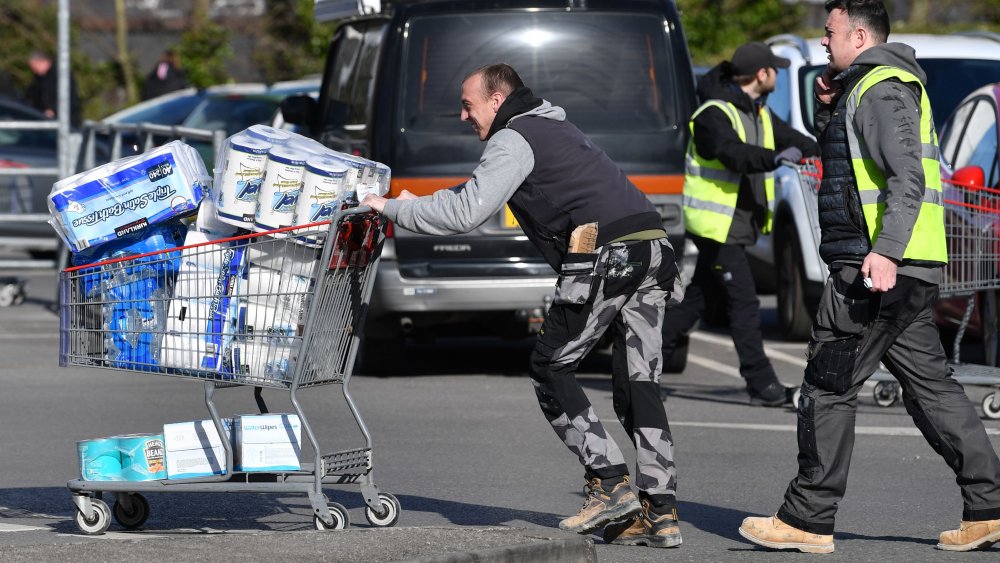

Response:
(485, 86), (545, 140)
(696, 61), (756, 112)
(838, 42), (927, 85)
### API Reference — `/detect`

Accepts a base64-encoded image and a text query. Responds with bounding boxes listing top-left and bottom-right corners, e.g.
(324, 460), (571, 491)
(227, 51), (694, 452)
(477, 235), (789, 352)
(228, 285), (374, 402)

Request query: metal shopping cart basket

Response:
(59, 207), (399, 534)
(792, 158), (1000, 419)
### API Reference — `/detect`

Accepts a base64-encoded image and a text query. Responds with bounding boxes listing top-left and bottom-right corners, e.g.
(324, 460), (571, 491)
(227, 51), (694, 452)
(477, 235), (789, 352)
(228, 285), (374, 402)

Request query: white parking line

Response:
(673, 421), (1000, 436)
(687, 354), (742, 380)
(690, 331), (808, 368)
(0, 524), (45, 532)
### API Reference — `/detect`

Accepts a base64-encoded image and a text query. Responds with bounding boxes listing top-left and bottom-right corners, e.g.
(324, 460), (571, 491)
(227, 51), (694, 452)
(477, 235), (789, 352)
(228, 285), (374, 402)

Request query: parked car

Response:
(751, 32), (1000, 340)
(284, 0), (697, 372)
(936, 81), (1000, 363)
(181, 79), (320, 169)
(0, 96), (63, 253)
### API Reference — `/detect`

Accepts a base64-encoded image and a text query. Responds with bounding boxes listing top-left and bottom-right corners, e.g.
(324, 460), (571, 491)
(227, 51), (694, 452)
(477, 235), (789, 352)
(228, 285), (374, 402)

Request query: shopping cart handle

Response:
(342, 205), (374, 217)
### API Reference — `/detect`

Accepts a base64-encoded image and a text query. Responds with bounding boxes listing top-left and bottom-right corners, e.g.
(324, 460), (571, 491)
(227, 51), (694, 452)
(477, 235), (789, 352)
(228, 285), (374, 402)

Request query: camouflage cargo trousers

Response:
(529, 238), (682, 507)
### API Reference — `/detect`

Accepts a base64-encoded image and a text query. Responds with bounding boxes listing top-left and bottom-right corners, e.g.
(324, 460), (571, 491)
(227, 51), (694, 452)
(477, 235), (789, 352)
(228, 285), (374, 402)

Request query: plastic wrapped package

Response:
(48, 141), (208, 253)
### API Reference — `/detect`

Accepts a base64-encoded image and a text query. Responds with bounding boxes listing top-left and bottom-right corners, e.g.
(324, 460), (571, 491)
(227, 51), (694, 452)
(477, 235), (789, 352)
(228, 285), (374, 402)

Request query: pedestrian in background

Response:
(141, 49), (189, 101)
(25, 50), (81, 127)
(363, 63), (686, 548)
(662, 41), (818, 406)
(740, 0), (1000, 553)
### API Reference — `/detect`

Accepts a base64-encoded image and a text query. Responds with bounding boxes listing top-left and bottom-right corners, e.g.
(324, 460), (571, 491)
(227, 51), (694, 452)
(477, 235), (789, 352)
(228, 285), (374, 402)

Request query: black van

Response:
(284, 0), (697, 371)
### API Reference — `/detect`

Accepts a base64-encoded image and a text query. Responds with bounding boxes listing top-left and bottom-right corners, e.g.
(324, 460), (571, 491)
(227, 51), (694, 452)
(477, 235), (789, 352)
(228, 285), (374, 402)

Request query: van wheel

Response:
(358, 334), (405, 376)
(776, 226), (812, 341)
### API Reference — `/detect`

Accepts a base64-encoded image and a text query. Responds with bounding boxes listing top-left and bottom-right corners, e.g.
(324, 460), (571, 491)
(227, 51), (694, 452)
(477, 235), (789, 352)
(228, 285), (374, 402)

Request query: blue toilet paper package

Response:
(48, 141), (209, 253)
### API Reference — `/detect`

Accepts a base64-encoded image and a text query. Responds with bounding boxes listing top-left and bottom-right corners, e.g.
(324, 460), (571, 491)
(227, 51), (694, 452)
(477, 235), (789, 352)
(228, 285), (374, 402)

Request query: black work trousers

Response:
(661, 234), (777, 386)
(778, 265), (1000, 535)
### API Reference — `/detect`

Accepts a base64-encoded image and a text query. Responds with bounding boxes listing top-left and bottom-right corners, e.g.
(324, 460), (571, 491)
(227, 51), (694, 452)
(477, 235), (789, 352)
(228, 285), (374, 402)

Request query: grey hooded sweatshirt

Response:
(815, 42), (941, 284)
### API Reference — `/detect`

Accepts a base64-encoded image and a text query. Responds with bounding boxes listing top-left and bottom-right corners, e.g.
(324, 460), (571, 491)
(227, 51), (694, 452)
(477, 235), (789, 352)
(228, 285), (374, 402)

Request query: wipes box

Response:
(233, 414), (301, 472)
(49, 141), (208, 253)
(163, 419), (232, 479)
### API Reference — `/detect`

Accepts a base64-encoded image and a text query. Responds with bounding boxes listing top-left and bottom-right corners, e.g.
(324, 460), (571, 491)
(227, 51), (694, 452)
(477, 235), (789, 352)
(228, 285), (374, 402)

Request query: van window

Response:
(395, 11), (687, 175)
(318, 21), (386, 145)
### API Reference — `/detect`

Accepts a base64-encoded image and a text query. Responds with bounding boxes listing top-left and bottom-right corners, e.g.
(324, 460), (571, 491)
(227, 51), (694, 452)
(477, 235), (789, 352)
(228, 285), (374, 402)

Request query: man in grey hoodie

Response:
(363, 63), (684, 548)
(739, 0), (1000, 553)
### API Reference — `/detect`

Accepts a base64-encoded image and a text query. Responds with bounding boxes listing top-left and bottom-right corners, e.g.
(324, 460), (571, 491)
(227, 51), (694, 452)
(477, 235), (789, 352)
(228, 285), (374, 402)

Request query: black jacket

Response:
(692, 62), (819, 244)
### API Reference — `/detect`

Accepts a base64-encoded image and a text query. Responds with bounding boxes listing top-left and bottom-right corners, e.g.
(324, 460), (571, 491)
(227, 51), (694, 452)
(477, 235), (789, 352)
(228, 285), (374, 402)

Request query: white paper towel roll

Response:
(254, 145), (307, 232)
(217, 134), (270, 228)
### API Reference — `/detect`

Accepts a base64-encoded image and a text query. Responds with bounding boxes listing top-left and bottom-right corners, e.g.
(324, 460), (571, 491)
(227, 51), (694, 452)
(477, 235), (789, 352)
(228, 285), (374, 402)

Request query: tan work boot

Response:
(937, 519), (1000, 551)
(739, 514), (834, 554)
(603, 499), (682, 548)
(558, 476), (641, 534)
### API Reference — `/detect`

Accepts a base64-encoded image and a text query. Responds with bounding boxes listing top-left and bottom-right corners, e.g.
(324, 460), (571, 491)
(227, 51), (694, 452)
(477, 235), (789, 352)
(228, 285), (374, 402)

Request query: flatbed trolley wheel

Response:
(982, 393), (1000, 420)
(365, 492), (401, 527)
(0, 281), (24, 307)
(74, 497), (111, 535)
(873, 381), (900, 407)
(113, 493), (150, 529)
(314, 502), (350, 530)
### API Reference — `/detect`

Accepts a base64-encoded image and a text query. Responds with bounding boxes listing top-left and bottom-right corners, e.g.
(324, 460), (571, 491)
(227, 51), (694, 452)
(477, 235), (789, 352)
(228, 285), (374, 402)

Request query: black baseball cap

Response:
(731, 42), (790, 75)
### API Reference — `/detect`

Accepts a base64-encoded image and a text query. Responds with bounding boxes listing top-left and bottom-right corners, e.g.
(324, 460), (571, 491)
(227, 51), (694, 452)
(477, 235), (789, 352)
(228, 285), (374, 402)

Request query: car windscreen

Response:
(114, 94), (204, 125)
(183, 96), (281, 136)
(799, 59), (1000, 133)
(395, 11), (687, 175)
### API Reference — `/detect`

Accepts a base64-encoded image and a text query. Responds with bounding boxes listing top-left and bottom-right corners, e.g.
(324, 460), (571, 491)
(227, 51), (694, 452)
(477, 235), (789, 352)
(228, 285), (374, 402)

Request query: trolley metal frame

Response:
(792, 159), (1000, 419)
(59, 207), (398, 533)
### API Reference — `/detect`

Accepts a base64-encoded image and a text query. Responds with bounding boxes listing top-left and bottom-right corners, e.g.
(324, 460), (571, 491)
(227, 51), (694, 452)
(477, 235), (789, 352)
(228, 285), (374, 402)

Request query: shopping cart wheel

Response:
(792, 388), (802, 408)
(113, 493), (150, 529)
(314, 502), (349, 530)
(365, 492), (401, 527)
(982, 393), (1000, 420)
(872, 381), (900, 407)
(74, 497), (112, 535)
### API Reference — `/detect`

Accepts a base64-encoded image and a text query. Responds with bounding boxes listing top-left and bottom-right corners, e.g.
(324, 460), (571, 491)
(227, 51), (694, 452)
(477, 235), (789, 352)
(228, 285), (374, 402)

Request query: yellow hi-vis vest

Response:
(844, 66), (947, 263)
(683, 100), (775, 243)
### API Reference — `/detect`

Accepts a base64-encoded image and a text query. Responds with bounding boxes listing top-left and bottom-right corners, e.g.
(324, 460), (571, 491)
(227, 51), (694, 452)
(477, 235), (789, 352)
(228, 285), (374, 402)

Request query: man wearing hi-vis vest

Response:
(662, 42), (818, 406)
(741, 0), (1000, 554)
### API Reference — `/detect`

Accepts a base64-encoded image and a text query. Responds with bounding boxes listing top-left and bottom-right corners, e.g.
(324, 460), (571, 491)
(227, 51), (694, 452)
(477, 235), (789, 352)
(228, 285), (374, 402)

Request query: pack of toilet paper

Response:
(48, 141), (208, 253)
(160, 227), (247, 373)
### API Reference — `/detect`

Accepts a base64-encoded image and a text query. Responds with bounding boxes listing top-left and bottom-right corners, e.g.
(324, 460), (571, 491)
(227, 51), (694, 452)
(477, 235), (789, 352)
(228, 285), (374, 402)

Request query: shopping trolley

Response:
(59, 207), (399, 534)
(791, 158), (1000, 419)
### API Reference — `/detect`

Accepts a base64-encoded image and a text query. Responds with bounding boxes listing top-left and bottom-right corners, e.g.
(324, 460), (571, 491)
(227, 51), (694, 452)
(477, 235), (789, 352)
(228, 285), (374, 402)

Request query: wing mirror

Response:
(280, 95), (317, 128)
(951, 165), (986, 189)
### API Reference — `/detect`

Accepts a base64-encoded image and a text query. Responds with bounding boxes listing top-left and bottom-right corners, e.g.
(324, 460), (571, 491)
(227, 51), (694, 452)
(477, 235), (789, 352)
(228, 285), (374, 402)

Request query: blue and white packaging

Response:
(227, 339), (295, 382)
(163, 419), (232, 479)
(233, 414), (301, 472)
(254, 145), (308, 232)
(48, 141), (208, 253)
(293, 156), (348, 246)
(216, 134), (270, 229)
(161, 227), (246, 372)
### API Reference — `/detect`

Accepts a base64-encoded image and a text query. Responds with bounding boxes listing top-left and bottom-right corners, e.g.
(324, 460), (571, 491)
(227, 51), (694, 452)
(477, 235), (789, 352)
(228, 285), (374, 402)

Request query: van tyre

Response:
(776, 225), (812, 341)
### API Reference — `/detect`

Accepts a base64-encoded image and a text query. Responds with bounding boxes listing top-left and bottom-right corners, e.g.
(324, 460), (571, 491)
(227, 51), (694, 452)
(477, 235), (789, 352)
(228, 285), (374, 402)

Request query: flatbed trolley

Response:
(792, 159), (1000, 419)
(59, 207), (399, 534)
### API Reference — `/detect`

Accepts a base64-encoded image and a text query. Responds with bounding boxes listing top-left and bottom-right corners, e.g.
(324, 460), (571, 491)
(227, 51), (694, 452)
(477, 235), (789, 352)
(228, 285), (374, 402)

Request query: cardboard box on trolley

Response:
(233, 414), (301, 472)
(163, 419), (233, 479)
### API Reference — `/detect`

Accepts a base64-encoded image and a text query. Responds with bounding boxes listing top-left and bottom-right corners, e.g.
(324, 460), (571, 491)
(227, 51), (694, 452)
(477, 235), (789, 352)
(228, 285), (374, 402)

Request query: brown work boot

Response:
(739, 514), (834, 554)
(558, 476), (641, 534)
(937, 519), (1000, 551)
(603, 499), (682, 548)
